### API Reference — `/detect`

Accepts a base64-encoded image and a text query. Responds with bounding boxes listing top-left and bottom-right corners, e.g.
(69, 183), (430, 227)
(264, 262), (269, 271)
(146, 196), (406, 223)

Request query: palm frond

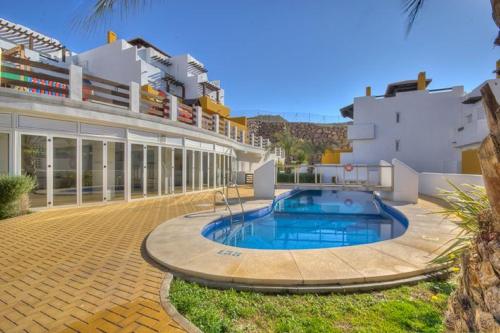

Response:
(403, 0), (425, 35)
(431, 181), (490, 265)
(75, 0), (154, 30)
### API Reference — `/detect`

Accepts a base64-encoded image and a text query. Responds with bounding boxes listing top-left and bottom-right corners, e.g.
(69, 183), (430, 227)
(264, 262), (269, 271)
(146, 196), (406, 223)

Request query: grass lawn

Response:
(169, 277), (456, 333)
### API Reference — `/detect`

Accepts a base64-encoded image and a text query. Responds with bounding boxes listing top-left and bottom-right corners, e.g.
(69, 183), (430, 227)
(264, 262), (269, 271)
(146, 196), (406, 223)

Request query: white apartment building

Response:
(0, 18), (280, 210)
(341, 72), (500, 174)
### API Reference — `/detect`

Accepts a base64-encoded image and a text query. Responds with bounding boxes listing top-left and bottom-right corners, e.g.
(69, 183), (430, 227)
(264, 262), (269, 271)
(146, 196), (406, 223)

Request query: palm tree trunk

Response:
(445, 83), (500, 332)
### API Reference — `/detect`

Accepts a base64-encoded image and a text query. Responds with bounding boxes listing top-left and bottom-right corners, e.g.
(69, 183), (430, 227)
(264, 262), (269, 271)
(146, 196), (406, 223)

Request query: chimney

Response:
(417, 72), (426, 90)
(365, 86), (372, 96)
(107, 31), (117, 44)
(496, 60), (500, 79)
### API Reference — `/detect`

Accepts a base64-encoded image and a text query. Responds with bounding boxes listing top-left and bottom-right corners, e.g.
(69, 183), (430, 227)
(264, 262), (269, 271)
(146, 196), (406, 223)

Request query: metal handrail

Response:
(226, 182), (244, 222)
(213, 190), (233, 225)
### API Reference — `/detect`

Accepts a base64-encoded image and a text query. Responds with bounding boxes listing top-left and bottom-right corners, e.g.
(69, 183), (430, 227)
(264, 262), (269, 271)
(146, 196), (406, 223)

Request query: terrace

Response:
(0, 50), (281, 153)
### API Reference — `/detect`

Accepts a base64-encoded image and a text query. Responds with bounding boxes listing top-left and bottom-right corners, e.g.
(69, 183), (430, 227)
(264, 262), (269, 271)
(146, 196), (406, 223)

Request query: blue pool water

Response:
(202, 190), (408, 250)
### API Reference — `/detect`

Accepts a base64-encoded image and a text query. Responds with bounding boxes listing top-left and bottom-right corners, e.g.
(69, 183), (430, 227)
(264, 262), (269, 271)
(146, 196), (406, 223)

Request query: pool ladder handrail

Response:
(225, 182), (245, 223)
(213, 190), (234, 226)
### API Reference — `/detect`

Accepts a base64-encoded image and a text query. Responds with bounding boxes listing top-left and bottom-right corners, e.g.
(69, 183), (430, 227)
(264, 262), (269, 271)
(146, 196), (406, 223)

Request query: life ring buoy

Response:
(344, 163), (354, 172)
(344, 198), (353, 206)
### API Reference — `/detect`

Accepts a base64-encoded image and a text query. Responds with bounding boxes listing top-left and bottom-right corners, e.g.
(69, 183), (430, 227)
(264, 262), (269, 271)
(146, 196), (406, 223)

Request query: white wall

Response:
(342, 87), (464, 173)
(379, 159), (419, 203)
(419, 172), (484, 197)
(254, 160), (275, 199)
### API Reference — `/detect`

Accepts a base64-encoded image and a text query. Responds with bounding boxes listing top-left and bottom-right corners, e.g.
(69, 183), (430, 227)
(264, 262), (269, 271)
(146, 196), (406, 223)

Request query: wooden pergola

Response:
(0, 18), (66, 60)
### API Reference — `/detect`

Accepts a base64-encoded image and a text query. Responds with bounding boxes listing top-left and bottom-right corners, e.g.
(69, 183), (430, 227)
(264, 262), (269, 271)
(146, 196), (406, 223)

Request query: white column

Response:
(251, 133), (255, 146)
(129, 82), (140, 113)
(259, 136), (263, 148)
(195, 106), (203, 128)
(169, 94), (178, 121)
(213, 114), (220, 133)
(225, 121), (231, 138)
(242, 130), (246, 144)
(69, 64), (83, 101)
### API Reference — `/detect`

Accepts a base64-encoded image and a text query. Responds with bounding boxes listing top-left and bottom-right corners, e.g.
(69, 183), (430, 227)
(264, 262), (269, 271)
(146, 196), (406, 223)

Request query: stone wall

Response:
(248, 118), (351, 150)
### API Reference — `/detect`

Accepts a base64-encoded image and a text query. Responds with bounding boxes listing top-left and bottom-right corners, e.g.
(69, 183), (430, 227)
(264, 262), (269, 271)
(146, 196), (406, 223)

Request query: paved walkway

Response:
(0, 188), (253, 333)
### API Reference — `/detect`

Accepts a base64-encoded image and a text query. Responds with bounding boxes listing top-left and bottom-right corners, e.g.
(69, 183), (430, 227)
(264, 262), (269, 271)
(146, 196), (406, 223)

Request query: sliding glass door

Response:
(202, 151), (209, 189)
(131, 144), (144, 199)
(21, 134), (47, 208)
(186, 150), (193, 192)
(82, 140), (103, 203)
(0, 133), (8, 175)
(194, 151), (201, 191)
(52, 137), (77, 206)
(161, 147), (173, 195)
(174, 148), (183, 193)
(147, 146), (159, 196)
(107, 142), (125, 201)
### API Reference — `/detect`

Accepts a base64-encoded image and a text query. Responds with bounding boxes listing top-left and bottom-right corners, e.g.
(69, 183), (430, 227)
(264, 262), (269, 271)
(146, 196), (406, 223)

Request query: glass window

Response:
(216, 154), (222, 187)
(186, 149), (193, 192)
(174, 148), (183, 193)
(21, 135), (47, 208)
(0, 133), (8, 175)
(53, 137), (77, 206)
(209, 153), (214, 188)
(202, 152), (209, 188)
(194, 151), (201, 191)
(161, 147), (173, 195)
(107, 142), (125, 201)
(147, 146), (158, 196)
(131, 144), (144, 199)
(82, 140), (103, 203)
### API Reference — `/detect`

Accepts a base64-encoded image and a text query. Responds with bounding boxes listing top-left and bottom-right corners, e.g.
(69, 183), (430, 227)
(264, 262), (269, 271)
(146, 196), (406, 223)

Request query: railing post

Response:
(251, 133), (255, 146)
(168, 94), (178, 121)
(195, 106), (203, 128)
(259, 136), (263, 148)
(69, 64), (83, 101)
(129, 82), (140, 113)
(241, 130), (246, 144)
(226, 121), (231, 138)
(213, 114), (220, 133)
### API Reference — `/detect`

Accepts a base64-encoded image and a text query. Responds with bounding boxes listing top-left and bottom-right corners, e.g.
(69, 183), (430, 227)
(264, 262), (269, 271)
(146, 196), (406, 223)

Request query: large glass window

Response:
(216, 154), (222, 187)
(0, 133), (8, 175)
(174, 148), (183, 193)
(107, 142), (125, 201)
(21, 134), (47, 207)
(161, 147), (173, 195)
(82, 140), (103, 203)
(147, 146), (158, 196)
(53, 137), (77, 206)
(202, 152), (209, 188)
(186, 149), (193, 192)
(131, 144), (144, 199)
(194, 151), (201, 191)
(209, 153), (215, 188)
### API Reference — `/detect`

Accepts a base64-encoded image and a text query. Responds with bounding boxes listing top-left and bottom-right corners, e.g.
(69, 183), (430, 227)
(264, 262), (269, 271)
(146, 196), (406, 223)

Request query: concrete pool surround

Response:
(146, 190), (460, 292)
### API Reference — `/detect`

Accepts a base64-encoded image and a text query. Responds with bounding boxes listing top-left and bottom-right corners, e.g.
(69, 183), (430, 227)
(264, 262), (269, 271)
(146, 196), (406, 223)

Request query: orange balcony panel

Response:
(199, 95), (230, 118)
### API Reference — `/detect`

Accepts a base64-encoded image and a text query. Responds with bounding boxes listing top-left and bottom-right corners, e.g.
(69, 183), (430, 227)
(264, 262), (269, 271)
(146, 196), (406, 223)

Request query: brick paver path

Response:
(0, 188), (252, 333)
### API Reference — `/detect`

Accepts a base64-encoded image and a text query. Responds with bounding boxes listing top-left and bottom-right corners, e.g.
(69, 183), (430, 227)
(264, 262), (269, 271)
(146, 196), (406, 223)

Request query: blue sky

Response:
(2, 0), (497, 122)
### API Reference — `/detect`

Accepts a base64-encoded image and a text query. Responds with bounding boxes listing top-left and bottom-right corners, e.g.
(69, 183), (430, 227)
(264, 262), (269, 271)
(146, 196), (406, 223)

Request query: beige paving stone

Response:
(291, 250), (364, 285)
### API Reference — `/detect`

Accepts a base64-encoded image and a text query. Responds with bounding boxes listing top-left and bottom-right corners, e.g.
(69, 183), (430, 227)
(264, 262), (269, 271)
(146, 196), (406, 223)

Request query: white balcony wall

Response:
(347, 123), (375, 140)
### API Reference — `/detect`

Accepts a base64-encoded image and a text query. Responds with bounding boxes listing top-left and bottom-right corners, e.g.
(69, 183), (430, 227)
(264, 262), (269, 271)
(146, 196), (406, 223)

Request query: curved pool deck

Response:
(146, 193), (460, 292)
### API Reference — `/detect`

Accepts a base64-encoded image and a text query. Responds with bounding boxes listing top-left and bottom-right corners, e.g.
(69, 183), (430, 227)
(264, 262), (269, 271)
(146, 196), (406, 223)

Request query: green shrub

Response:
(0, 175), (36, 219)
(277, 172), (295, 183)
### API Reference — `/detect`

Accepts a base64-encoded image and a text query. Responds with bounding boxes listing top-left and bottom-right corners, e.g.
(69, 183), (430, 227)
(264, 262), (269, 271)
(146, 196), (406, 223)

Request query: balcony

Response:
(347, 123), (375, 140)
(199, 95), (230, 118)
(0, 51), (275, 151)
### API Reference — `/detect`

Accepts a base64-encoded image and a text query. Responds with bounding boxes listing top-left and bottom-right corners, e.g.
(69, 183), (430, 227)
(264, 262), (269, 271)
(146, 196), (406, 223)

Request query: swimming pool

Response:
(202, 190), (408, 250)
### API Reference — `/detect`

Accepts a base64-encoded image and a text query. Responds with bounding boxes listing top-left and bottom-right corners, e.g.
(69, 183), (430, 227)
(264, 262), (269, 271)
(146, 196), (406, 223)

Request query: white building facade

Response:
(0, 18), (280, 210)
(341, 73), (500, 174)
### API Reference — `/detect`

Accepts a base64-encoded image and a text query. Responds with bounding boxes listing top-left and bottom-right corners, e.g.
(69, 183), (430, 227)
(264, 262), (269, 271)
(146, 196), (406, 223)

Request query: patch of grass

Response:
(169, 278), (455, 333)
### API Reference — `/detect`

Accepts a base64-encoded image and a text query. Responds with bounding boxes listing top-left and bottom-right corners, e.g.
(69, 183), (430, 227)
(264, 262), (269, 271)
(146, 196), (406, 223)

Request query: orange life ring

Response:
(344, 163), (354, 172)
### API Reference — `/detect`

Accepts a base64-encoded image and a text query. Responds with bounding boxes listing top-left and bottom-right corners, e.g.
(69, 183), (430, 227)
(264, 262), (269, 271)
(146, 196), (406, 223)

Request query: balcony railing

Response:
(0, 53), (278, 150)
(276, 164), (393, 189)
(0, 54), (69, 97)
(140, 90), (169, 118)
(177, 102), (194, 125)
(82, 73), (130, 108)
